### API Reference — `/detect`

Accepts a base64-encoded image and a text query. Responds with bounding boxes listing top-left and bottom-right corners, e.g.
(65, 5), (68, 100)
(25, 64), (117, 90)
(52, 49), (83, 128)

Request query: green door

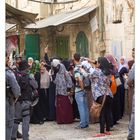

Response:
(56, 36), (69, 59)
(76, 31), (89, 57)
(25, 34), (40, 60)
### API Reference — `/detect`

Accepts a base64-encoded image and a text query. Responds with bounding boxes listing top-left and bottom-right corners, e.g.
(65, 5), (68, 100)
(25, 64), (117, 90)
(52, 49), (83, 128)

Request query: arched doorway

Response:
(76, 31), (89, 57)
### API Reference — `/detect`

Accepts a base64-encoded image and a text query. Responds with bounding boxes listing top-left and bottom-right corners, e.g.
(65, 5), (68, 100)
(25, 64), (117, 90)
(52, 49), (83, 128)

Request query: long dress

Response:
(119, 67), (128, 117)
(30, 72), (43, 123)
(54, 64), (74, 124)
(47, 79), (56, 121)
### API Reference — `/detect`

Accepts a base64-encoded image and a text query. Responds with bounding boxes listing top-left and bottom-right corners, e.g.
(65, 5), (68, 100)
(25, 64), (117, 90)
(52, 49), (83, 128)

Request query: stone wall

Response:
(104, 0), (135, 61)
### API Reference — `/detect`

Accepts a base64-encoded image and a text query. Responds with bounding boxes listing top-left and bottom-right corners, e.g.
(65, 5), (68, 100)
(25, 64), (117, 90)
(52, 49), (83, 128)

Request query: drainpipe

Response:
(98, 0), (105, 56)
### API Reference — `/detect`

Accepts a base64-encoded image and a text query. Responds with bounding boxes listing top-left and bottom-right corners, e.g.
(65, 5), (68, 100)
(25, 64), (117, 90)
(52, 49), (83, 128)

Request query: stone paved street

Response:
(18, 115), (129, 140)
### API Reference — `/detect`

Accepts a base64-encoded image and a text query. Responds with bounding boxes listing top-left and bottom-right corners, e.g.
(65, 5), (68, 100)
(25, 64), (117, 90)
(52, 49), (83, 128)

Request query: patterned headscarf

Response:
(105, 54), (118, 74)
(34, 60), (40, 73)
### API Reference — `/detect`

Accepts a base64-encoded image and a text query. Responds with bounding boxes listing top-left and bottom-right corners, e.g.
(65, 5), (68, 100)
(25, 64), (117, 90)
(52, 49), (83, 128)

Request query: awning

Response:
(25, 5), (98, 29)
(6, 3), (38, 27)
(6, 23), (16, 31)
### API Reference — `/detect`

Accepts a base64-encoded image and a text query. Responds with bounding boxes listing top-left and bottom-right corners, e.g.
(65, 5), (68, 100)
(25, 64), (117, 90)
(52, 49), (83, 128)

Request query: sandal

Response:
(105, 131), (111, 135)
(94, 133), (106, 137)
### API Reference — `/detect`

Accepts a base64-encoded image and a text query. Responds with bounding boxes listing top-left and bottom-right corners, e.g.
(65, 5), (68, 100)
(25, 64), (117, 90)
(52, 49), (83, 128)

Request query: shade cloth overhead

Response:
(6, 23), (16, 31)
(6, 3), (38, 27)
(25, 5), (98, 29)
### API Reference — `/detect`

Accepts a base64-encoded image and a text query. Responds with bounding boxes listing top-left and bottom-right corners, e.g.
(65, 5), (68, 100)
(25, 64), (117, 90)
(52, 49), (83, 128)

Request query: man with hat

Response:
(11, 60), (38, 140)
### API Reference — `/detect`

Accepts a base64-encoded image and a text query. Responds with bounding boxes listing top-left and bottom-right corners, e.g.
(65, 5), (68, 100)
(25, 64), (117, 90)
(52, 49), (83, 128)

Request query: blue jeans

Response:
(75, 91), (89, 127)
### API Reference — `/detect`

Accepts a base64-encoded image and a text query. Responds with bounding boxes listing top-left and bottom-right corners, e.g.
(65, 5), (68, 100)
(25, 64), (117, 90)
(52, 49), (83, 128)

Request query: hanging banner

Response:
(6, 35), (18, 54)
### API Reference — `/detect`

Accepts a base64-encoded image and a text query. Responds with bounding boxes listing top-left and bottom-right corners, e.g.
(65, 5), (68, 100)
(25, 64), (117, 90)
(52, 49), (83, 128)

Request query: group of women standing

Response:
(27, 48), (132, 137)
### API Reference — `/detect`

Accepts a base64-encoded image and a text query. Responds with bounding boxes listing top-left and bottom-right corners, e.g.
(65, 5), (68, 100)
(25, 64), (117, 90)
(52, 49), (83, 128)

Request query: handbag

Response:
(115, 73), (122, 87)
(90, 94), (106, 118)
(110, 75), (117, 95)
(115, 77), (122, 86)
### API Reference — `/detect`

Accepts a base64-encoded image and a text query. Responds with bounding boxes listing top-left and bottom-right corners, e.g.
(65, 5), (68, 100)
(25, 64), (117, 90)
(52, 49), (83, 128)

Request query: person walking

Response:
(6, 52), (21, 140)
(73, 53), (89, 129)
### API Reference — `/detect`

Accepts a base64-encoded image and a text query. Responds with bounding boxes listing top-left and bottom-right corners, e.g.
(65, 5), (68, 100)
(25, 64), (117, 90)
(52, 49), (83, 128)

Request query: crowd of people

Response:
(6, 47), (135, 140)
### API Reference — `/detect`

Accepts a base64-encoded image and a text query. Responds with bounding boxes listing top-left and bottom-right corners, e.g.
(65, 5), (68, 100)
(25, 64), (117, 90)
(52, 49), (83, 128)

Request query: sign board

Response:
(90, 16), (98, 32)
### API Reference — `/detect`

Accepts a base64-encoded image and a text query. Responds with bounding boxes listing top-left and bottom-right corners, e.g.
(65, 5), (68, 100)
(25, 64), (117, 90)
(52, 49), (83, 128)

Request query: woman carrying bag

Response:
(89, 57), (113, 137)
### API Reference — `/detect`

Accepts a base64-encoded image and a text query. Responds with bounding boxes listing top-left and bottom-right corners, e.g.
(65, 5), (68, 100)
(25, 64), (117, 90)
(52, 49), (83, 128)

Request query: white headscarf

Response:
(118, 56), (128, 72)
(51, 59), (60, 67)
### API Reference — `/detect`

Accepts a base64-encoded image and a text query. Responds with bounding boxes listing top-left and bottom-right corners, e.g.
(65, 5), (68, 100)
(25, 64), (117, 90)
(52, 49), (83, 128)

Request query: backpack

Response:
(75, 66), (91, 90)
(16, 72), (39, 104)
(29, 76), (39, 106)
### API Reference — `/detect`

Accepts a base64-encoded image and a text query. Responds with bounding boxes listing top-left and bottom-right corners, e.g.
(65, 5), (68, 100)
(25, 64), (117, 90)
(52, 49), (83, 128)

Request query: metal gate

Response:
(56, 36), (69, 59)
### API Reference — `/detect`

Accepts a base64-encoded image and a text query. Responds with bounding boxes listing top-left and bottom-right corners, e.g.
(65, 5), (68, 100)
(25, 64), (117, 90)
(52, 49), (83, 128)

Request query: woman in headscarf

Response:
(51, 59), (74, 124)
(39, 60), (50, 121)
(118, 56), (128, 72)
(30, 60), (43, 124)
(105, 54), (121, 126)
(62, 59), (80, 120)
(81, 60), (99, 124)
(28, 57), (35, 77)
(89, 57), (113, 137)
(31, 60), (50, 124)
(118, 56), (128, 117)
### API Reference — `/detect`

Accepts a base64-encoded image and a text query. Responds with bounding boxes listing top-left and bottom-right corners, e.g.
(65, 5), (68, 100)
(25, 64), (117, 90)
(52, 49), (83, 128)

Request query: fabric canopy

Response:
(6, 3), (38, 27)
(6, 23), (16, 31)
(25, 5), (98, 29)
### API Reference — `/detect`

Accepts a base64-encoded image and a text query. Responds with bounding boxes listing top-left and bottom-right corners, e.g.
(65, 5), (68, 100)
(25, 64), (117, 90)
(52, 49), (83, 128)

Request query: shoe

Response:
(94, 133), (106, 137)
(11, 138), (16, 140)
(17, 131), (23, 138)
(104, 131), (111, 135)
(110, 127), (114, 131)
(75, 125), (82, 129)
(39, 121), (44, 125)
(127, 136), (134, 140)
(75, 125), (89, 129)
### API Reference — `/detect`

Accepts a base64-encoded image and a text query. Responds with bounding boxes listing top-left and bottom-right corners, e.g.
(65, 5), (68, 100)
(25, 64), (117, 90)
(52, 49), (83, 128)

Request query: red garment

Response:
(56, 95), (73, 124)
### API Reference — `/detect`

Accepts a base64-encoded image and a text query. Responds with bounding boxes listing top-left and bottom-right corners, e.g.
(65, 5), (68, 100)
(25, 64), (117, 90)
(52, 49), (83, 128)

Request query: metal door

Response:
(76, 31), (89, 57)
(25, 34), (40, 60)
(56, 36), (69, 59)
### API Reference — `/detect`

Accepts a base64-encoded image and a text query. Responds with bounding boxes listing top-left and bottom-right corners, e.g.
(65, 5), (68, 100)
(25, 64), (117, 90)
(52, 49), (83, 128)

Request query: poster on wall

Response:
(111, 41), (122, 61)
(6, 35), (19, 65)
(90, 16), (98, 32)
(6, 35), (18, 55)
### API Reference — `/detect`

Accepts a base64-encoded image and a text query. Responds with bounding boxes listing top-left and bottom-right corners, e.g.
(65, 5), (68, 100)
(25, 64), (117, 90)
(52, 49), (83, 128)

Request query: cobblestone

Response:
(18, 116), (129, 140)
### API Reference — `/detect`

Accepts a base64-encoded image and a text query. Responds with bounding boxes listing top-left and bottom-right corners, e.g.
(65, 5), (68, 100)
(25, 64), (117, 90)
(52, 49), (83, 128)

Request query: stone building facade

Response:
(6, 0), (135, 61)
